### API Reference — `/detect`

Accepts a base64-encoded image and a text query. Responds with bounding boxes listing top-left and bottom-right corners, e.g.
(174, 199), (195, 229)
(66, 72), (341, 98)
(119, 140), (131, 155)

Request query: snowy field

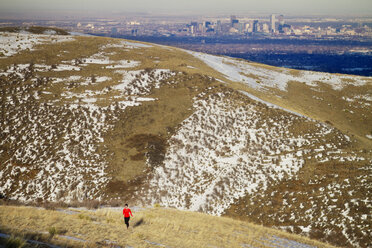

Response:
(0, 49), (178, 202)
(0, 32), (74, 57)
(135, 88), (370, 247)
(113, 69), (176, 95)
(187, 51), (371, 91)
(140, 90), (365, 217)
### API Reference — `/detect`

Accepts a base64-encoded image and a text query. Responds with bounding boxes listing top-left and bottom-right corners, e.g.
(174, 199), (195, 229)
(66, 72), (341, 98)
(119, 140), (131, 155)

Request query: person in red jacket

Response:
(123, 204), (133, 229)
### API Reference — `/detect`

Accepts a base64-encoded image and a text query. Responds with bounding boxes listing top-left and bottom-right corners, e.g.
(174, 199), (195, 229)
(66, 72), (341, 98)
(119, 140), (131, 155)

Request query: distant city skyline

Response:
(1, 0), (372, 16)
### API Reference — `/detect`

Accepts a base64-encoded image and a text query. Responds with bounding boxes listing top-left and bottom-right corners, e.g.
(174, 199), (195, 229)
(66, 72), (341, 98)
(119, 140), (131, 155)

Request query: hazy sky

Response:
(1, 0), (372, 16)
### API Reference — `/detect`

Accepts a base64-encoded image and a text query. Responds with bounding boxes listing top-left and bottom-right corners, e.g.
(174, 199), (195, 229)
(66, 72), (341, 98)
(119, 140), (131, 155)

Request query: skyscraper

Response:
(253, 20), (259, 33)
(270, 14), (276, 33)
(231, 15), (239, 27)
(216, 20), (222, 34)
(278, 15), (285, 33)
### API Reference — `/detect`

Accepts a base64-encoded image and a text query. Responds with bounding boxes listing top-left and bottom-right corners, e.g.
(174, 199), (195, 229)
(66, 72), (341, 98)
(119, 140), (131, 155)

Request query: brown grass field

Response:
(0, 205), (337, 248)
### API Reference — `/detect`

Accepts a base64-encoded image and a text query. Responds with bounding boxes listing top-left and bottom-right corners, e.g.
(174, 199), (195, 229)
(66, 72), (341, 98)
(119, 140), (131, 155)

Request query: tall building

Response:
(278, 15), (285, 33)
(244, 23), (251, 33)
(238, 23), (244, 33)
(216, 20), (222, 34)
(270, 14), (276, 33)
(231, 15), (239, 27)
(191, 22), (198, 26)
(253, 20), (259, 33)
(189, 22), (198, 34)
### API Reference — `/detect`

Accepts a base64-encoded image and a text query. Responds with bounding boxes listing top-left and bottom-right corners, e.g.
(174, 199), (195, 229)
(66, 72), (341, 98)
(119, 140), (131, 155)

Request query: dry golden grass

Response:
(0, 26), (69, 35)
(283, 80), (372, 148)
(0, 205), (336, 248)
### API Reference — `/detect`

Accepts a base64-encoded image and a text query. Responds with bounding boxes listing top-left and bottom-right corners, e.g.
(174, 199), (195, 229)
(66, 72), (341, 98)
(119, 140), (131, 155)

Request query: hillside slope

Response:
(0, 205), (336, 248)
(0, 30), (371, 247)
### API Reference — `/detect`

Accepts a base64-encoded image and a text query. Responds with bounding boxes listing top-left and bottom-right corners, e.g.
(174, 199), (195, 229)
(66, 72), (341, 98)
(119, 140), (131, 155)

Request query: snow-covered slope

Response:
(0, 64), (176, 202)
(143, 90), (349, 215)
(0, 32), (74, 57)
(0, 31), (371, 248)
(187, 50), (370, 91)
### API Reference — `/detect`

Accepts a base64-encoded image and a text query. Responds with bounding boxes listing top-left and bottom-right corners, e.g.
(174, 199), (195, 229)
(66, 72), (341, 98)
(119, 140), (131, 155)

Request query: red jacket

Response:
(123, 208), (133, 217)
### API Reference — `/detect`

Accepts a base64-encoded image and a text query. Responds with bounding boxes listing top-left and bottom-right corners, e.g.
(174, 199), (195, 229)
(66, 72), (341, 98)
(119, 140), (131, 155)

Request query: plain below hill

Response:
(0, 28), (371, 248)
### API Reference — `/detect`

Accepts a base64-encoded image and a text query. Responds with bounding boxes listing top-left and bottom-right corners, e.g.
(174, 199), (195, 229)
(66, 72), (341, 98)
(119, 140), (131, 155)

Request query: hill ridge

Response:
(0, 30), (371, 247)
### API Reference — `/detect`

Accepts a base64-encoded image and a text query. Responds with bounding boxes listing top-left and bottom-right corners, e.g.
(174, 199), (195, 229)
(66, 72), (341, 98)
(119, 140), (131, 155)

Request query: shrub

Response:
(48, 226), (67, 240)
(5, 235), (26, 248)
(91, 75), (96, 84)
(78, 214), (93, 221)
(153, 203), (161, 208)
(48, 226), (57, 239)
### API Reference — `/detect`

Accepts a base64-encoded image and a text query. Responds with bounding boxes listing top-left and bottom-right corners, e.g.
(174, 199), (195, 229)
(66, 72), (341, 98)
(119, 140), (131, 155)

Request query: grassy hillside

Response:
(0, 204), (336, 248)
(0, 30), (371, 247)
(0, 26), (69, 35)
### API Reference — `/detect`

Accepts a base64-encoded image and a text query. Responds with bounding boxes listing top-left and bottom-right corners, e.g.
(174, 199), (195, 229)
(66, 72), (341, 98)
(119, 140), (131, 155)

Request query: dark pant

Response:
(124, 217), (130, 228)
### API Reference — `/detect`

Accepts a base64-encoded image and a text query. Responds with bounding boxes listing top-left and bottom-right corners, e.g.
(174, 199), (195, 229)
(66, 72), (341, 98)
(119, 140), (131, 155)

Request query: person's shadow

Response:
(133, 218), (144, 228)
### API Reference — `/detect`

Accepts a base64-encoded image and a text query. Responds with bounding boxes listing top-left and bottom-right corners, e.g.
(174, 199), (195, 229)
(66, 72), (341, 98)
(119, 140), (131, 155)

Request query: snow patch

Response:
(0, 32), (74, 57)
(143, 92), (311, 215)
(105, 60), (140, 69)
(187, 50), (370, 91)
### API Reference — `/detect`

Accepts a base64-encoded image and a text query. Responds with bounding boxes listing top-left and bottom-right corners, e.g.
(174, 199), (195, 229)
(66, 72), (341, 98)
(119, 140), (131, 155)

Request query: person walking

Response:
(123, 204), (133, 229)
